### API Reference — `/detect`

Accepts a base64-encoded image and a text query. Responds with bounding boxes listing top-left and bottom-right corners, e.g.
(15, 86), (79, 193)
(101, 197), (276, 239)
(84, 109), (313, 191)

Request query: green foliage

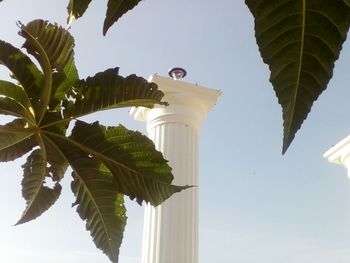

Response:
(67, 0), (142, 35)
(65, 0), (350, 153)
(17, 148), (62, 225)
(4, 0), (350, 261)
(245, 0), (350, 153)
(103, 0), (142, 35)
(0, 19), (187, 262)
(344, 0), (350, 7)
(67, 0), (92, 25)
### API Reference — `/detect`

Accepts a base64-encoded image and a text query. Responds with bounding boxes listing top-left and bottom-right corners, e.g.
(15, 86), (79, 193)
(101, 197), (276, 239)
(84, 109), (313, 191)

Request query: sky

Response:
(1, 1), (350, 263)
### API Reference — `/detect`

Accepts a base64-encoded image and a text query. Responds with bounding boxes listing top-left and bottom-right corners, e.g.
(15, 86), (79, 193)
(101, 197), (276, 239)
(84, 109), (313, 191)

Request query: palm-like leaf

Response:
(20, 20), (79, 119)
(16, 148), (62, 225)
(46, 121), (188, 205)
(0, 80), (35, 121)
(0, 19), (184, 263)
(103, 0), (142, 36)
(67, 0), (92, 26)
(42, 135), (69, 181)
(0, 119), (36, 162)
(245, 0), (350, 153)
(63, 67), (167, 120)
(21, 20), (79, 101)
(70, 155), (126, 262)
(66, 0), (142, 35)
(0, 40), (43, 103)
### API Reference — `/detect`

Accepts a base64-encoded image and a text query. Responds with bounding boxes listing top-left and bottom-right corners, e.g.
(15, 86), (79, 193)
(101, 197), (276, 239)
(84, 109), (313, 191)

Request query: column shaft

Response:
(131, 74), (220, 263)
(142, 122), (198, 263)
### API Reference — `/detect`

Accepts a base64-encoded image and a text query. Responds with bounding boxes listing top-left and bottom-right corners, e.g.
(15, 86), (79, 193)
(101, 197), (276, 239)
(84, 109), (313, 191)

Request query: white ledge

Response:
(324, 135), (350, 166)
(130, 74), (221, 134)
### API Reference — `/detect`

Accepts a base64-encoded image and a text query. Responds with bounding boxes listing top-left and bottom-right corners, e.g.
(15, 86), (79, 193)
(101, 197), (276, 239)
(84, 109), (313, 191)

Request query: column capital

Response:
(324, 135), (350, 177)
(130, 74), (221, 134)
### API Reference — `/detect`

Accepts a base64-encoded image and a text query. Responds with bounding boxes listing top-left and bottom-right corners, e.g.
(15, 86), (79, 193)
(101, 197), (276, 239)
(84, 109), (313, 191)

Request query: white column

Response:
(130, 74), (220, 263)
(324, 135), (350, 178)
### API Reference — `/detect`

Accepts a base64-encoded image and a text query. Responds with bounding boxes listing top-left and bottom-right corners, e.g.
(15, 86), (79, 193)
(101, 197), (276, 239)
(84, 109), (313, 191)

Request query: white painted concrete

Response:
(324, 135), (350, 178)
(130, 74), (220, 263)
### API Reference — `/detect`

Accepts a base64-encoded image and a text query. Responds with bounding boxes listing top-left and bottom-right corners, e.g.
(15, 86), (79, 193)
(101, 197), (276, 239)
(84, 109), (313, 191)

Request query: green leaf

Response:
(16, 148), (62, 225)
(63, 68), (167, 120)
(0, 40), (43, 103)
(103, 0), (142, 35)
(40, 111), (69, 135)
(43, 129), (127, 262)
(0, 80), (35, 122)
(67, 0), (93, 26)
(344, 0), (350, 7)
(42, 135), (69, 182)
(71, 157), (126, 263)
(21, 19), (79, 111)
(0, 119), (36, 162)
(19, 20), (53, 123)
(66, 0), (141, 35)
(245, 0), (350, 153)
(70, 121), (188, 205)
(45, 121), (188, 206)
(0, 19), (185, 262)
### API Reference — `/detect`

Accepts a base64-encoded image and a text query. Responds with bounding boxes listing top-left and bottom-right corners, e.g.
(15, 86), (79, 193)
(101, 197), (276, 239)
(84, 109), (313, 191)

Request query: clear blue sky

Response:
(1, 1), (350, 262)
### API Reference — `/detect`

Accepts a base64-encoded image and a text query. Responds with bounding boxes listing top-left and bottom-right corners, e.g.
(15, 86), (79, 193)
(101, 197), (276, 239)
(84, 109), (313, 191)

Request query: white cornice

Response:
(324, 135), (350, 167)
(130, 74), (221, 134)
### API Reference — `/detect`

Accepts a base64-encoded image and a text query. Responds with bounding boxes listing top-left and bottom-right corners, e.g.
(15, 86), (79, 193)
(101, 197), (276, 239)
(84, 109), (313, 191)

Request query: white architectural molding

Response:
(132, 74), (221, 135)
(130, 74), (221, 263)
(324, 135), (350, 177)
